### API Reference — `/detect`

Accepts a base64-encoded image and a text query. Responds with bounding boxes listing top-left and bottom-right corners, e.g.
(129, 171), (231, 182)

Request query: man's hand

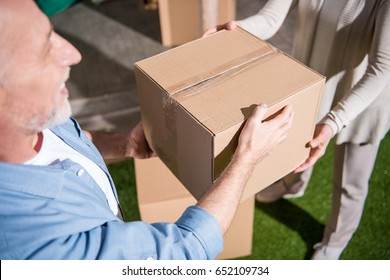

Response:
(126, 121), (155, 159)
(235, 104), (294, 167)
(294, 123), (333, 173)
(197, 103), (293, 234)
(87, 121), (155, 160)
(202, 21), (238, 37)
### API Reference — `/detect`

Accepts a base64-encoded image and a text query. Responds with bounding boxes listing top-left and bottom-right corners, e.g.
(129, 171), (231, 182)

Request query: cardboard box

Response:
(158, 0), (236, 46)
(135, 157), (254, 260)
(134, 27), (325, 202)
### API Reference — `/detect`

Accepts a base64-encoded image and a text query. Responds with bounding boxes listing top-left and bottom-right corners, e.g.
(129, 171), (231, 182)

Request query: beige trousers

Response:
(283, 142), (379, 248)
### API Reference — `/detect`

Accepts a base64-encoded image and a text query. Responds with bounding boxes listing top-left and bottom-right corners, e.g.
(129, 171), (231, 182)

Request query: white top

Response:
(25, 129), (120, 216)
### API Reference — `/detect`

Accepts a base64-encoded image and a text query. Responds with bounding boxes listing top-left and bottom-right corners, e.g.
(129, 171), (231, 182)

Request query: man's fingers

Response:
(281, 107), (294, 130)
(242, 104), (268, 134)
(266, 105), (294, 136)
(276, 105), (293, 125)
(251, 103), (268, 120)
(261, 105), (294, 141)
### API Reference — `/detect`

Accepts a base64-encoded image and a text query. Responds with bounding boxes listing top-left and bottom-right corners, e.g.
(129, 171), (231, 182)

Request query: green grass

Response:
(108, 132), (390, 260)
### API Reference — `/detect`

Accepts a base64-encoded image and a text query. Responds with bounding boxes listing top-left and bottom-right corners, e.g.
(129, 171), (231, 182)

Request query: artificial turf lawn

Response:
(108, 132), (390, 260)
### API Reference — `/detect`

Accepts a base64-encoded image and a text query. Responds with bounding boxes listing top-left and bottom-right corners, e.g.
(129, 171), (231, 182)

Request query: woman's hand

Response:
(294, 123), (333, 173)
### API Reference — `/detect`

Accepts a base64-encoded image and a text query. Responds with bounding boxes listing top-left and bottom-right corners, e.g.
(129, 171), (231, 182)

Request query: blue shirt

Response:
(0, 118), (223, 259)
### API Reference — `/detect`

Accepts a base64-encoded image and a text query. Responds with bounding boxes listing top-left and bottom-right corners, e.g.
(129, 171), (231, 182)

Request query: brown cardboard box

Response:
(135, 157), (254, 260)
(158, 0), (236, 46)
(134, 27), (325, 202)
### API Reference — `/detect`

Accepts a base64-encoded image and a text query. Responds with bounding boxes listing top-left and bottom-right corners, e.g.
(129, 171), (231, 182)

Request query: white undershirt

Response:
(25, 129), (119, 216)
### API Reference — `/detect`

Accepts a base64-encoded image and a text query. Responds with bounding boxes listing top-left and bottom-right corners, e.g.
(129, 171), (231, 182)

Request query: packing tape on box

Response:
(171, 48), (278, 103)
(160, 92), (181, 175)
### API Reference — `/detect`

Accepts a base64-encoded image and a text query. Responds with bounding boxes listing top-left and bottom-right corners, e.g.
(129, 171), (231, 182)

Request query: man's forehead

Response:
(0, 0), (48, 25)
(0, 0), (52, 72)
(0, 0), (51, 41)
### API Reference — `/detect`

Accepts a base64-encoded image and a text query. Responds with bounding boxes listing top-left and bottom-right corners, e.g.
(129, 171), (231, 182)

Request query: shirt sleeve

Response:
(175, 206), (223, 259)
(321, 0), (390, 134)
(95, 206), (223, 260)
(238, 0), (294, 40)
(15, 206), (223, 260)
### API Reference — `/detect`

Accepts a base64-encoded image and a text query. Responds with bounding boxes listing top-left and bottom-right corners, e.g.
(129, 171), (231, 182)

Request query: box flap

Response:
(135, 27), (273, 95)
